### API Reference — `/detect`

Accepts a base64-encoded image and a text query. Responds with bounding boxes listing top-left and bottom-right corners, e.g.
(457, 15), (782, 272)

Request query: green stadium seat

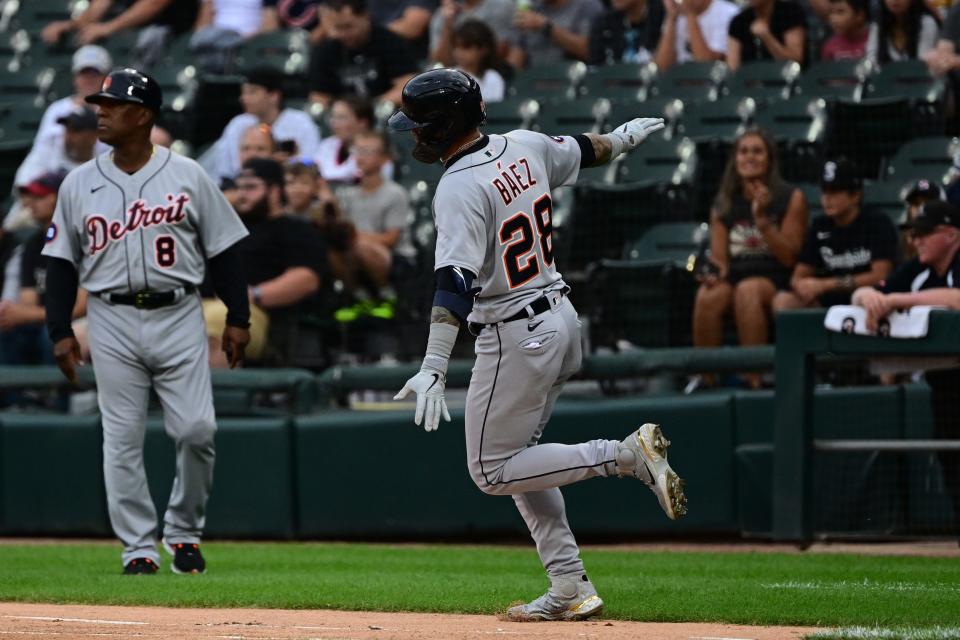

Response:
(826, 96), (914, 180)
(615, 132), (697, 188)
(0, 61), (55, 105)
(865, 60), (945, 102)
(101, 30), (139, 62)
(507, 61), (585, 102)
(535, 99), (605, 135)
(604, 97), (683, 136)
(796, 59), (871, 100)
(233, 29), (311, 80)
(753, 98), (827, 184)
(797, 182), (824, 219)
(622, 221), (707, 264)
(724, 60), (800, 102)
(883, 136), (956, 185)
(482, 96), (536, 134)
(676, 96), (753, 141)
(862, 180), (907, 224)
(647, 60), (727, 102)
(578, 62), (649, 101)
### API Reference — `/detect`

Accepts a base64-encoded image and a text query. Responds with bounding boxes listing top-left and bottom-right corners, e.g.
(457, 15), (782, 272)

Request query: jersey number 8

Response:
(499, 194), (554, 289)
(155, 235), (176, 268)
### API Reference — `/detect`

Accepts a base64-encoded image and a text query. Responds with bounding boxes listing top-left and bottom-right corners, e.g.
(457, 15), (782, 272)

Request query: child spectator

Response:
(284, 158), (342, 221)
(654, 0), (739, 71)
(314, 96), (394, 185)
(821, 0), (870, 60)
(726, 0), (806, 70)
(452, 20), (507, 103)
(867, 0), (940, 63)
(430, 0), (521, 67)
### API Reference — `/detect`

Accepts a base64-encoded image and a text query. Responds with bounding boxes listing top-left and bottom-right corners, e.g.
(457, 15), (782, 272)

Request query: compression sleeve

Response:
(44, 257), (79, 343)
(433, 265), (478, 323)
(208, 244), (251, 329)
(574, 134), (596, 168)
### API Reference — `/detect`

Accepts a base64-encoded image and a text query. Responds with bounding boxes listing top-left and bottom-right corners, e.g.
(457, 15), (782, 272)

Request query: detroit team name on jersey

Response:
(86, 194), (189, 256)
(492, 158), (537, 206)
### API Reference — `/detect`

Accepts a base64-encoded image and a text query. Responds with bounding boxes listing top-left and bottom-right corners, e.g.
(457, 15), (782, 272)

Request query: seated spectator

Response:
(430, 0), (521, 67)
(518, 0), (605, 67)
(219, 123), (277, 207)
(314, 95), (394, 184)
(190, 0), (267, 72)
(899, 178), (946, 260)
(867, 0), (940, 64)
(284, 158), (340, 220)
(210, 67), (321, 182)
(925, 1), (960, 75)
(368, 0), (438, 58)
(774, 158), (898, 312)
(262, 0), (325, 42)
(654, 0), (739, 71)
(203, 158), (326, 367)
(852, 200), (960, 531)
(308, 0), (419, 106)
(41, 0), (199, 68)
(821, 0), (870, 60)
(452, 20), (507, 102)
(726, 0), (806, 70)
(691, 128), (808, 389)
(336, 131), (416, 290)
(0, 172), (88, 366)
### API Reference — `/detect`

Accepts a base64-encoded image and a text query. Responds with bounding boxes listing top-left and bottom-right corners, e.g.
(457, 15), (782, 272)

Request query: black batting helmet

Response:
(85, 68), (163, 112)
(388, 68), (485, 164)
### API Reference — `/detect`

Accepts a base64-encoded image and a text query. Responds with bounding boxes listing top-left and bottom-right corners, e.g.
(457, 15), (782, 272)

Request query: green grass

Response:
(1, 542), (959, 627)
(809, 627), (960, 640)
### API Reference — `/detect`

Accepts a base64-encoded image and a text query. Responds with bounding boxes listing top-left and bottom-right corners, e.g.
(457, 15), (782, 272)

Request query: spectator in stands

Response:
(368, 0), (439, 58)
(852, 200), (960, 533)
(0, 172), (87, 366)
(190, 0), (267, 72)
(150, 123), (174, 147)
(308, 0), (419, 106)
(211, 67), (320, 182)
(821, 0), (870, 60)
(336, 131), (416, 289)
(773, 158), (898, 311)
(41, 0), (199, 68)
(653, 0), (739, 70)
(899, 178), (946, 260)
(262, 0), (326, 42)
(926, 1), (960, 73)
(239, 124), (278, 165)
(867, 0), (940, 63)
(204, 158), (325, 367)
(519, 0), (605, 67)
(690, 128), (808, 389)
(430, 0), (521, 67)
(452, 20), (507, 102)
(314, 95), (395, 184)
(726, 0), (806, 70)
(284, 158), (340, 220)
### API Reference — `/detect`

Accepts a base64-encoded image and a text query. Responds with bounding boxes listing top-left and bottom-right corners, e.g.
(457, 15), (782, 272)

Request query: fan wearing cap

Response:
(0, 171), (89, 365)
(899, 178), (946, 260)
(201, 158), (327, 367)
(208, 67), (321, 183)
(854, 199), (960, 540)
(42, 68), (252, 576)
(774, 157), (899, 311)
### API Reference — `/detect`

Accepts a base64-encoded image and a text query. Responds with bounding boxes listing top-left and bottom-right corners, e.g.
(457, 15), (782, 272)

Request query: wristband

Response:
(422, 322), (458, 375)
(600, 132), (625, 160)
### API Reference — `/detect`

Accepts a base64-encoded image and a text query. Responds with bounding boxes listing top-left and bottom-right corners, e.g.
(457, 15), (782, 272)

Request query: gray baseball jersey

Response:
(433, 130), (581, 324)
(43, 146), (248, 291)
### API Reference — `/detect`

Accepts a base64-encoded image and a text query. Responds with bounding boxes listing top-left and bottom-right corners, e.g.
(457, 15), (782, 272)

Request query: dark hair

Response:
(877, 0), (940, 63)
(452, 19), (501, 75)
(829, 0), (869, 18)
(333, 94), (375, 128)
(322, 0), (367, 14)
(714, 128), (787, 219)
(354, 129), (393, 160)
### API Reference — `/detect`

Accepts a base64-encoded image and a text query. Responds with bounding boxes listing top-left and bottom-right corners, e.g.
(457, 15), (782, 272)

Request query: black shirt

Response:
(881, 247), (960, 294)
(308, 24), (420, 99)
(588, 2), (664, 65)
(720, 183), (796, 288)
(116, 0), (199, 35)
(727, 0), (806, 63)
(19, 229), (48, 305)
(236, 216), (327, 305)
(798, 208), (899, 306)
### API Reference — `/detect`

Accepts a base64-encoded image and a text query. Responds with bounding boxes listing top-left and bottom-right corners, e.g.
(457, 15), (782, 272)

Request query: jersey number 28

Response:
(499, 194), (553, 289)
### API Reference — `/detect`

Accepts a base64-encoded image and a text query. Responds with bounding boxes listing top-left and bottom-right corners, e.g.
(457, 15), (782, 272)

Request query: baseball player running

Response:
(43, 69), (251, 575)
(391, 69), (688, 621)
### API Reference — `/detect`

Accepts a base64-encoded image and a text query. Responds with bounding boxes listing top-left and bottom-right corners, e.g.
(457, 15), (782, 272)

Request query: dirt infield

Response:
(0, 603), (817, 640)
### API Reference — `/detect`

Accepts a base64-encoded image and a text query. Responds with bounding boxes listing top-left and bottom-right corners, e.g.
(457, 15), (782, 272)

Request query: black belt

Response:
(97, 286), (194, 310)
(468, 288), (568, 335)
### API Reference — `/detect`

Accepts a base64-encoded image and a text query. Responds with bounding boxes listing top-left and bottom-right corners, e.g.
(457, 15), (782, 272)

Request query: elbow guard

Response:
(433, 265), (479, 323)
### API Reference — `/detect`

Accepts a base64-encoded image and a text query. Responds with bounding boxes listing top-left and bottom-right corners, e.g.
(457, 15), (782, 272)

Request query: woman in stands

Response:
(452, 19), (507, 103)
(689, 128), (808, 390)
(867, 0), (940, 63)
(313, 95), (394, 185)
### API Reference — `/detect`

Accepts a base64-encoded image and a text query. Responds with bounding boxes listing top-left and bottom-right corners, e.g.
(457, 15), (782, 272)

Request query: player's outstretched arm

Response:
(580, 118), (665, 168)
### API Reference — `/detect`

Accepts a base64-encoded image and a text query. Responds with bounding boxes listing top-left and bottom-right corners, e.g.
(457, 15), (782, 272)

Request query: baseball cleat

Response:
(162, 539), (206, 574)
(617, 423), (688, 520)
(122, 557), (158, 575)
(504, 575), (604, 622)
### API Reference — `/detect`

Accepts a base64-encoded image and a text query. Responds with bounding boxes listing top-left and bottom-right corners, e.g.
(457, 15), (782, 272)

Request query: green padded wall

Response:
(733, 391), (775, 536)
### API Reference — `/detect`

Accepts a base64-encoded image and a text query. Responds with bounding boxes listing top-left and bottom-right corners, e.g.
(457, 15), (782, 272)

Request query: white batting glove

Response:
(394, 369), (452, 432)
(611, 117), (665, 153)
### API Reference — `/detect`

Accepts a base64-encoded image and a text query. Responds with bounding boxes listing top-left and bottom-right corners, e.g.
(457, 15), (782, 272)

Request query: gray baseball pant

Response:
(465, 295), (620, 577)
(87, 293), (216, 567)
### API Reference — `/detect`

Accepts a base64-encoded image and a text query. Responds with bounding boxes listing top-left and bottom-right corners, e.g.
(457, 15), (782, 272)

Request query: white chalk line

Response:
(3, 615), (148, 626)
(761, 579), (960, 594)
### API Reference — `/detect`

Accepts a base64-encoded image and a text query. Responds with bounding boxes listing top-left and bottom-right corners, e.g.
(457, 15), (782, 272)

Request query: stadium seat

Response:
(865, 60), (947, 136)
(233, 29), (311, 80)
(507, 61), (585, 102)
(535, 99), (606, 135)
(0, 61), (55, 106)
(101, 30), (139, 62)
(753, 98), (827, 184)
(796, 59), (872, 101)
(724, 60), (800, 102)
(647, 60), (727, 102)
(604, 97), (683, 137)
(675, 96), (753, 141)
(622, 221), (707, 263)
(883, 136), (957, 185)
(825, 97), (914, 180)
(797, 183), (824, 219)
(862, 180), (907, 224)
(482, 96), (537, 134)
(615, 132), (697, 188)
(578, 62), (649, 101)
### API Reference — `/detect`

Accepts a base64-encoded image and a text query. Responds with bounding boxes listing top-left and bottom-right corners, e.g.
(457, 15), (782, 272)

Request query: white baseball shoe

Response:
(616, 423), (688, 520)
(504, 574), (604, 622)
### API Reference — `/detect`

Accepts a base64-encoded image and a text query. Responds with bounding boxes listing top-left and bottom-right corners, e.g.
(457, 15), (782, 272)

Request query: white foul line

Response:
(3, 615), (147, 626)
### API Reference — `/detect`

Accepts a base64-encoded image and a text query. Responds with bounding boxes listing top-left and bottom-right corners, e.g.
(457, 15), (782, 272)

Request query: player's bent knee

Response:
(177, 419), (216, 448)
(468, 463), (511, 496)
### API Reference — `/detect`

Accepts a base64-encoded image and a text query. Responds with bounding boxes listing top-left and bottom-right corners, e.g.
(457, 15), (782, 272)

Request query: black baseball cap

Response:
(820, 157), (862, 192)
(900, 178), (946, 203)
(900, 200), (960, 233)
(56, 107), (98, 131)
(238, 157), (285, 188)
(243, 67), (284, 93)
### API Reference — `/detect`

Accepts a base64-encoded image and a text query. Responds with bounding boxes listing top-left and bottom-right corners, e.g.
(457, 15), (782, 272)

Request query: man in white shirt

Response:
(653, 0), (739, 70)
(209, 67), (321, 182)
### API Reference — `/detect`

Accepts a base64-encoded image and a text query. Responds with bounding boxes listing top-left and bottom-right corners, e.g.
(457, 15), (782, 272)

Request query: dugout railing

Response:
(774, 309), (960, 544)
